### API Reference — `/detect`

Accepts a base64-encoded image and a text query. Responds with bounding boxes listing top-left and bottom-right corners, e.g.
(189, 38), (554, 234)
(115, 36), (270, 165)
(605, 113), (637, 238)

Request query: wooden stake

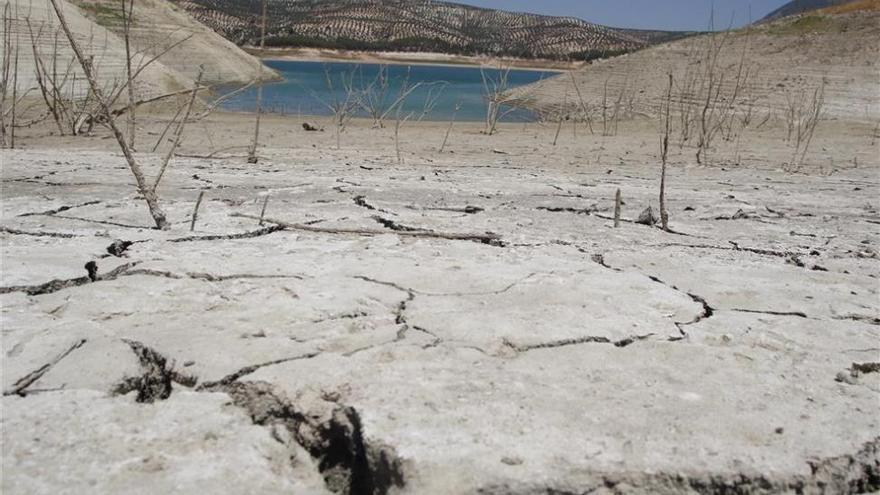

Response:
(259, 195), (269, 226)
(439, 103), (460, 153)
(190, 190), (205, 232)
(660, 72), (672, 232)
(614, 189), (621, 228)
(247, 0), (268, 164)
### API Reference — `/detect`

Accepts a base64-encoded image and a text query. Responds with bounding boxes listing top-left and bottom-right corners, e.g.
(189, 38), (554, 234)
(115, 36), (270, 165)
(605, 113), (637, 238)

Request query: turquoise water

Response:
(215, 60), (554, 122)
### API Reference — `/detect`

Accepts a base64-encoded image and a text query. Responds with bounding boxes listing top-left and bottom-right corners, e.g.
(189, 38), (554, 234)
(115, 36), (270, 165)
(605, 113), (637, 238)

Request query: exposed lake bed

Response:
(3, 111), (879, 493)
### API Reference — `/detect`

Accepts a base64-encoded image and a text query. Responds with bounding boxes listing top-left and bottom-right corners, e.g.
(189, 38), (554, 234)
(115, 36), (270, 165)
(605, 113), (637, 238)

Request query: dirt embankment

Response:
(69, 0), (277, 85)
(511, 10), (880, 124)
(5, 0), (274, 103)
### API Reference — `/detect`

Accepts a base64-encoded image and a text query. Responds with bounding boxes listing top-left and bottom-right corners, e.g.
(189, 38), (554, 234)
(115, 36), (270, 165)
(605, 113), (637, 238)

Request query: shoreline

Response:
(245, 47), (576, 72)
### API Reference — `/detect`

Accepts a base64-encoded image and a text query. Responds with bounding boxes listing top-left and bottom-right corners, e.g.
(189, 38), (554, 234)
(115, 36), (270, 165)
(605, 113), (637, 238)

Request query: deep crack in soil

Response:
(113, 340), (197, 403)
(205, 381), (406, 495)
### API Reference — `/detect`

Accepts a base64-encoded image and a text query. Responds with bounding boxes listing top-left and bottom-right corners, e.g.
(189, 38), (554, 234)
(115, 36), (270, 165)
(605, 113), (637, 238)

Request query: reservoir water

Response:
(215, 60), (555, 122)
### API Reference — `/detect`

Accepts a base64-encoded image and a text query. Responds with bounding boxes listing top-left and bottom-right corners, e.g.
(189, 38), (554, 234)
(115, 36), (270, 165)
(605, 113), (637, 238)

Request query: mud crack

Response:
(113, 340), (197, 403)
(371, 216), (424, 232)
(591, 254), (714, 339)
(17, 200), (102, 217)
(197, 352), (322, 389)
(834, 314), (880, 326)
(731, 308), (808, 318)
(0, 262), (140, 296)
(205, 381), (406, 494)
(354, 196), (396, 215)
(0, 226), (83, 238)
(503, 334), (655, 354)
(169, 225), (285, 242)
(3, 339), (87, 397)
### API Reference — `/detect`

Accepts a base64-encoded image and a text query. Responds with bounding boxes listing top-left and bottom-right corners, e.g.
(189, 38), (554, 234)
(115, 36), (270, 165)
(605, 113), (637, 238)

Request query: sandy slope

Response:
(4, 0), (272, 103)
(511, 10), (880, 123)
(69, 0), (276, 85)
(5, 0), (193, 99)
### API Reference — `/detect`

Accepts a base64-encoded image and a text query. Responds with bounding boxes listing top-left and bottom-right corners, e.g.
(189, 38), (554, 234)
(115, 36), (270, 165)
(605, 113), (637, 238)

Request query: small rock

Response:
(731, 209), (750, 220)
(835, 371), (858, 385)
(84, 261), (98, 282)
(302, 122), (321, 131)
(501, 456), (523, 466)
(635, 206), (657, 226)
(786, 255), (806, 268)
(775, 427), (785, 434)
(106, 239), (134, 257)
(322, 390), (342, 403)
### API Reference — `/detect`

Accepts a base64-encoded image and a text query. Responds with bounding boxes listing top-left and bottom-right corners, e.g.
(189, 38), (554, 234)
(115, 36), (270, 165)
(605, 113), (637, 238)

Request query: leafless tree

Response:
(153, 68), (204, 192)
(691, 14), (753, 164)
(784, 78), (825, 172)
(360, 64), (392, 128)
(439, 102), (461, 153)
(388, 73), (433, 164)
(318, 65), (359, 150)
(47, 0), (168, 229)
(414, 81), (446, 122)
(23, 7), (193, 138)
(553, 101), (568, 146)
(247, 0), (267, 164)
(569, 70), (593, 134)
(600, 75), (632, 137)
(1, 2), (17, 148)
(357, 66), (435, 129)
(121, 0), (136, 148)
(394, 106), (412, 165)
(481, 63), (513, 135)
(659, 73), (673, 232)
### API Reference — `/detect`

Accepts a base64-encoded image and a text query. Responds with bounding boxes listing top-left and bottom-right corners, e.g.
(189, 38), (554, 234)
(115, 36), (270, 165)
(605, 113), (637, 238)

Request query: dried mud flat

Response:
(2, 116), (879, 494)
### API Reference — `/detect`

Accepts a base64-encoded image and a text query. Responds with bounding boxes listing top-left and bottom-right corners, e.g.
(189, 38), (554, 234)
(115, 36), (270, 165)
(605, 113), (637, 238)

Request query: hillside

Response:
(6, 0), (192, 102)
(171, 0), (659, 61)
(69, 0), (276, 85)
(6, 0), (272, 106)
(761, 0), (858, 21)
(509, 7), (880, 123)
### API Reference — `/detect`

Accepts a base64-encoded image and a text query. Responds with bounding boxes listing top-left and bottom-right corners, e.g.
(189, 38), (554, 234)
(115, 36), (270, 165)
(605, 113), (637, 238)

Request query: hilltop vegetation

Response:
(760, 0), (860, 21)
(171, 0), (679, 60)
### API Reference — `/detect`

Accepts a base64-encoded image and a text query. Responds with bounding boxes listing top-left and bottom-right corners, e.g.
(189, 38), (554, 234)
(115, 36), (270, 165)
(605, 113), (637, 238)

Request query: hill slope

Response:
(7, 0), (192, 101)
(510, 8), (879, 123)
(8, 0), (272, 103)
(70, 0), (275, 85)
(761, 0), (858, 21)
(172, 0), (655, 60)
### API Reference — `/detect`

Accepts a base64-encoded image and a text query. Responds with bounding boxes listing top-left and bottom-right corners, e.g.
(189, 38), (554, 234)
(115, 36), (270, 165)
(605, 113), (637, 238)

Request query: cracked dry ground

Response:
(1, 145), (879, 494)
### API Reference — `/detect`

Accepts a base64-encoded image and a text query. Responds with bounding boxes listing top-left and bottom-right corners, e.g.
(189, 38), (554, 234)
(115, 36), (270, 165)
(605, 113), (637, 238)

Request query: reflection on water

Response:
(214, 60), (554, 122)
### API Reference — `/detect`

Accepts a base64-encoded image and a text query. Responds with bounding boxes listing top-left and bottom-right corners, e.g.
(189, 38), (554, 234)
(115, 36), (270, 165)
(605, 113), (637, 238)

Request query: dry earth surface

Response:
(2, 111), (879, 493)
